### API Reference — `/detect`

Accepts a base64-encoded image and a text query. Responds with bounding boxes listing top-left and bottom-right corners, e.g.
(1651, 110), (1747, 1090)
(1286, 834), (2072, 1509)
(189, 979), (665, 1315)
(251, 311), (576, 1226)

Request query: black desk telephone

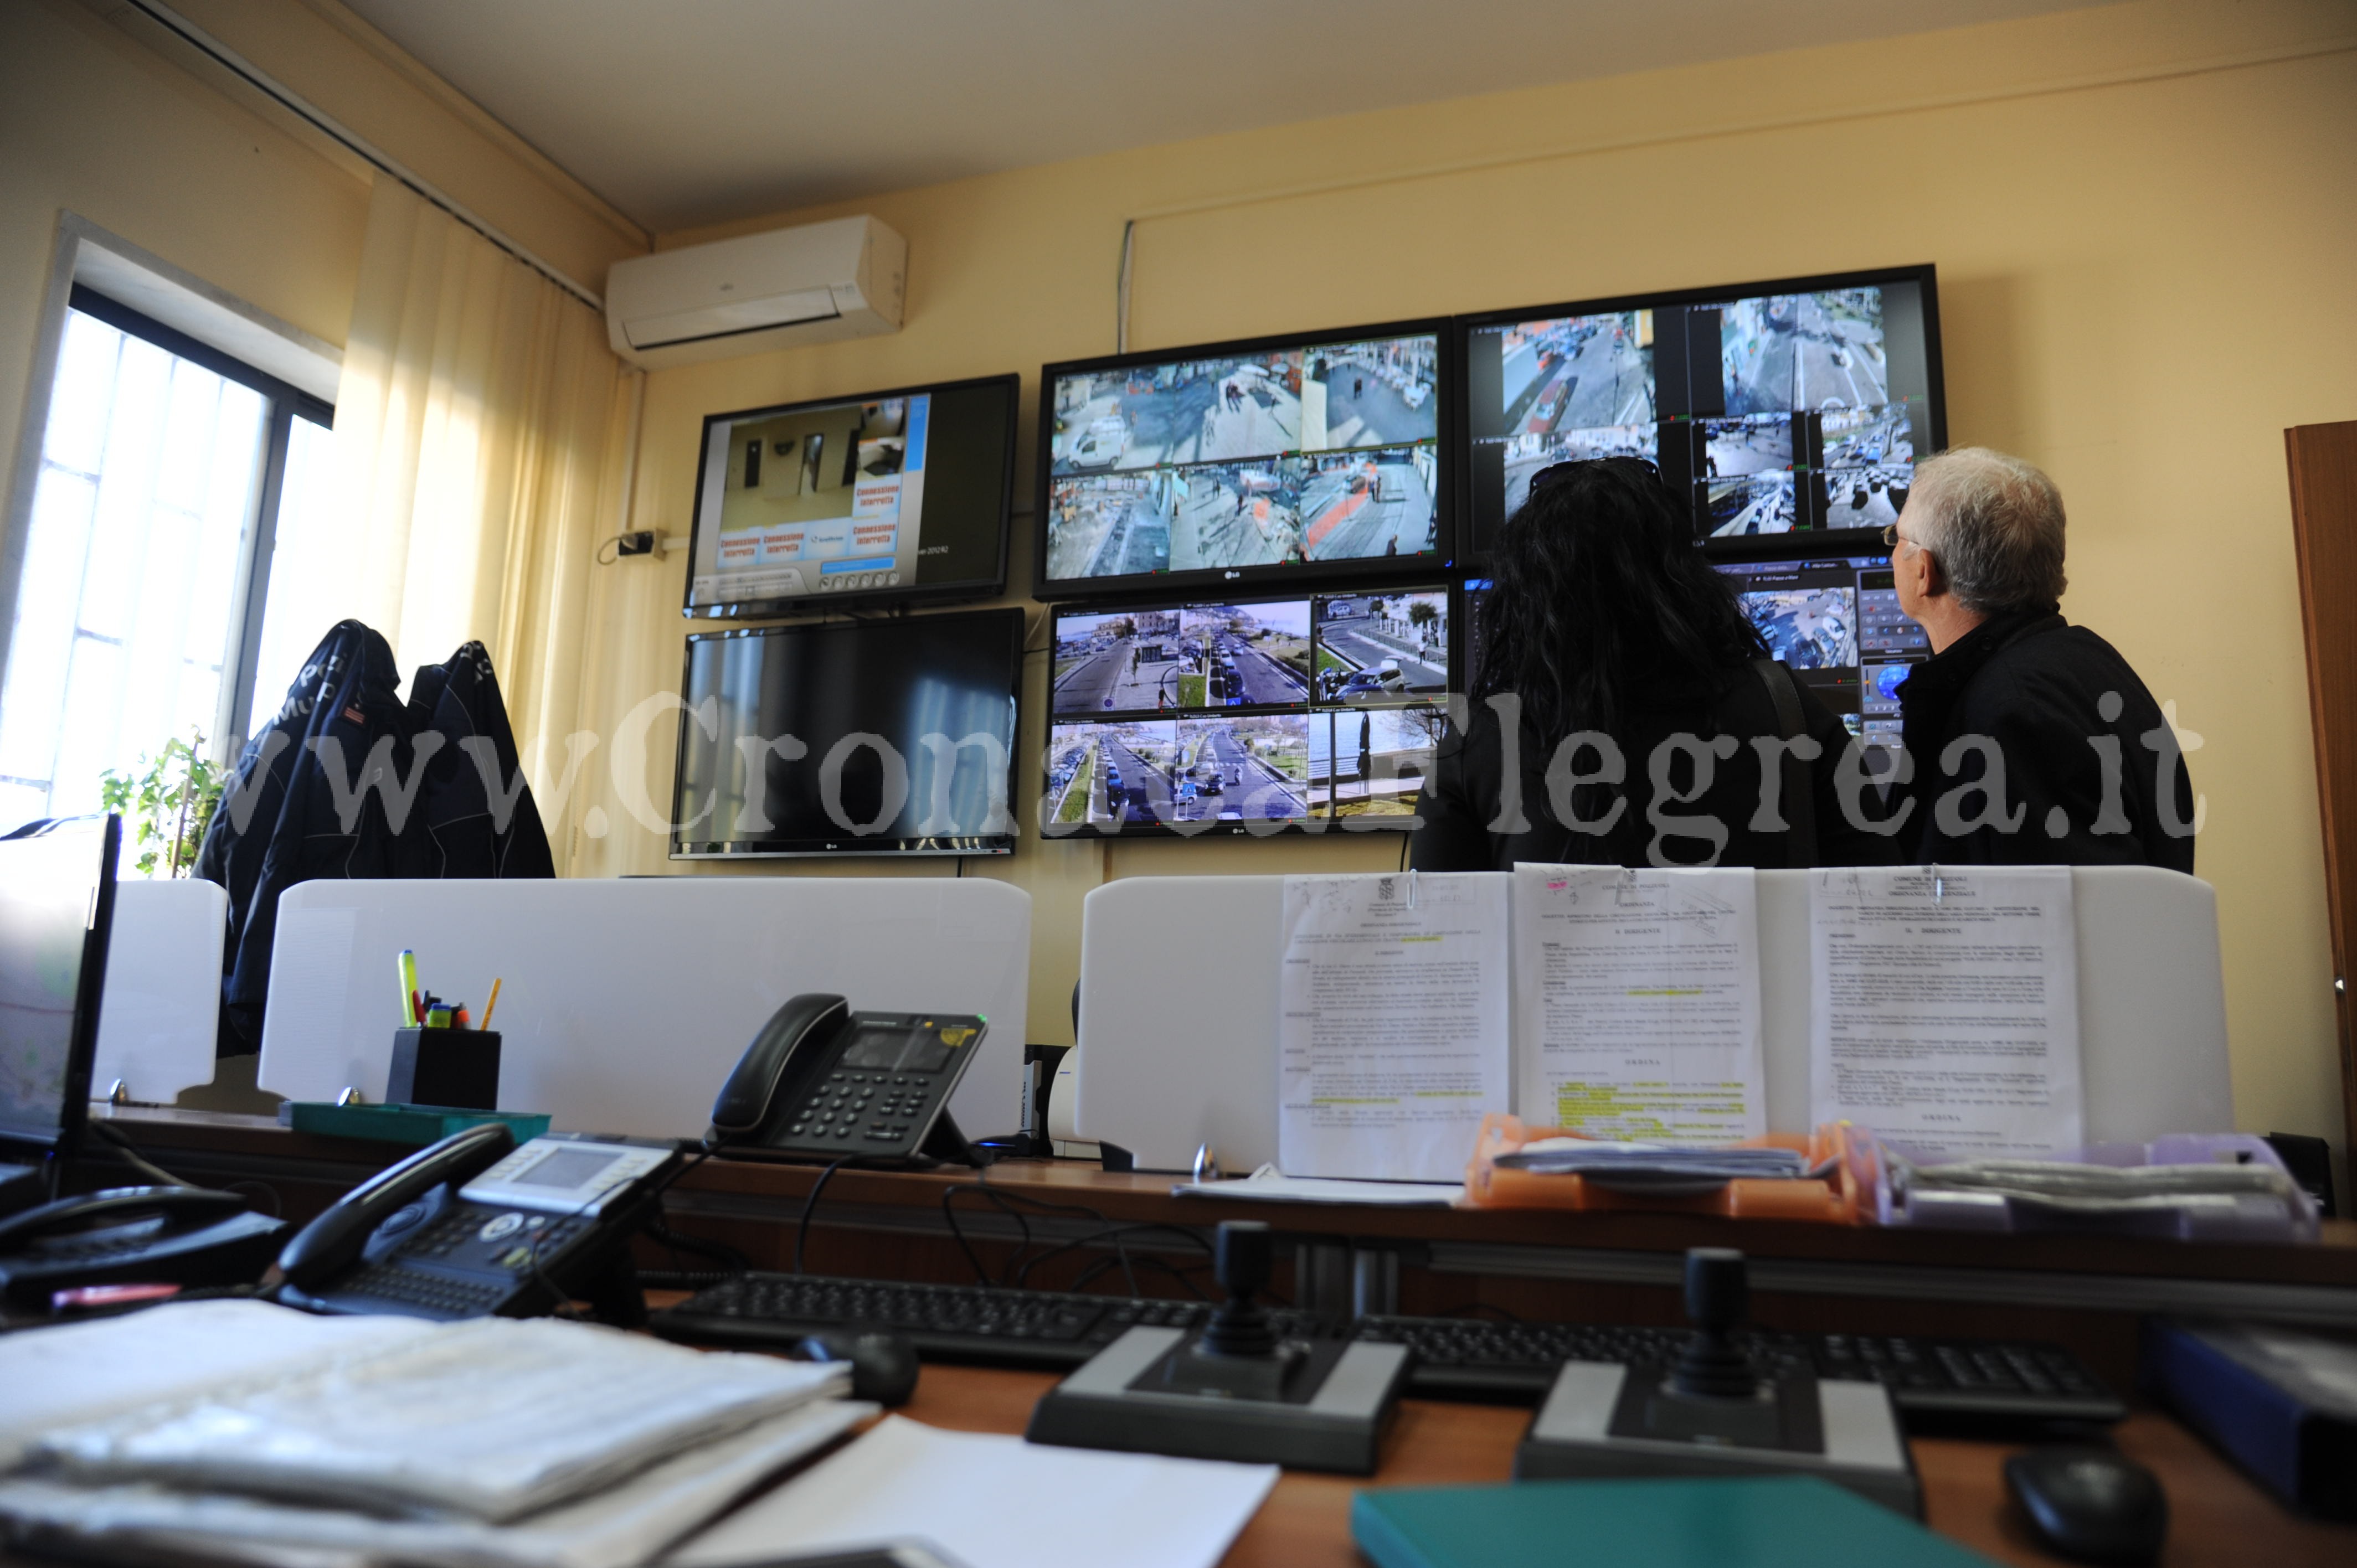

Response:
(0, 1186), (287, 1307)
(274, 1123), (682, 1324)
(708, 994), (990, 1165)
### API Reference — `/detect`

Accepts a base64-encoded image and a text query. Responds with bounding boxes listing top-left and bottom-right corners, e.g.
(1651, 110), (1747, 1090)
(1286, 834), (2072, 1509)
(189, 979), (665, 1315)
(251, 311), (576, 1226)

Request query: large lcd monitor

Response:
(1457, 266), (1943, 559)
(1709, 546), (1928, 756)
(1035, 319), (1452, 600)
(1043, 586), (1452, 835)
(0, 815), (119, 1165)
(672, 608), (1022, 858)
(683, 374), (1018, 620)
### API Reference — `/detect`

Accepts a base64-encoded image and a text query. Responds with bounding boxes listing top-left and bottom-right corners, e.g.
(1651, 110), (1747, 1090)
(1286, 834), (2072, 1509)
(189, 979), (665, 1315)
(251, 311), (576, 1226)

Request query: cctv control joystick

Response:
(1030, 1216), (1413, 1472)
(1670, 1247), (1758, 1399)
(1201, 1220), (1278, 1358)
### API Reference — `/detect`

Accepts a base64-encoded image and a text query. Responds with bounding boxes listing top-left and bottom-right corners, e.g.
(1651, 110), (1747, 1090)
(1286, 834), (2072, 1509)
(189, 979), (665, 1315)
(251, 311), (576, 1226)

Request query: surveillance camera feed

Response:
(1461, 272), (1937, 554)
(1042, 330), (1442, 587)
(1710, 551), (1928, 756)
(684, 376), (1014, 617)
(1044, 587), (1451, 834)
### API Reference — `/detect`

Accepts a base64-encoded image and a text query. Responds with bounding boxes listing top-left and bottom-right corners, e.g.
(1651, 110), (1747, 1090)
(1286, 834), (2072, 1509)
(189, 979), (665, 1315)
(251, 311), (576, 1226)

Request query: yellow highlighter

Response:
(399, 949), (420, 1028)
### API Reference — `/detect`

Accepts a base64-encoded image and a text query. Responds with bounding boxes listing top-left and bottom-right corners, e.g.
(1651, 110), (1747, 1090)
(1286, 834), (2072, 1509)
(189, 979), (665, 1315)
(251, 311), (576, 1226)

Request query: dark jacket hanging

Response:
(195, 621), (412, 1052)
(195, 626), (557, 1054)
(403, 641), (557, 880)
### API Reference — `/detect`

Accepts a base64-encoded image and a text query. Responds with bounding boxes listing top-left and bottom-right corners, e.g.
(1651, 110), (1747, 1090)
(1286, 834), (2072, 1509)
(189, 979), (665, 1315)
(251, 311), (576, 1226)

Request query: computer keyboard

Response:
(651, 1272), (2124, 1423)
(653, 1272), (1317, 1366)
(1349, 1316), (2126, 1422)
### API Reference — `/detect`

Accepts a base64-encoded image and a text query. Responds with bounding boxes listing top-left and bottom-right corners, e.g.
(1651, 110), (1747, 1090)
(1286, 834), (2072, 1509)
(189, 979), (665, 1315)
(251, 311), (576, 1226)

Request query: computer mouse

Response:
(2004, 1446), (2167, 1565)
(794, 1330), (921, 1407)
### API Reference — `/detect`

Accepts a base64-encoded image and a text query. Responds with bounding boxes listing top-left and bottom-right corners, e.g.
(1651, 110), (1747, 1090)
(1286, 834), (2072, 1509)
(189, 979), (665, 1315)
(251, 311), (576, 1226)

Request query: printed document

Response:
(1278, 872), (1509, 1182)
(1809, 865), (2082, 1157)
(1511, 865), (1765, 1143)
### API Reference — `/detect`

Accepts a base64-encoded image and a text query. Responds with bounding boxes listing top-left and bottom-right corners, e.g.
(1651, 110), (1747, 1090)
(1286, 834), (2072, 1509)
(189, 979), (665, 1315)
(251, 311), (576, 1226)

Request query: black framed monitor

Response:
(0, 815), (120, 1187)
(1042, 587), (1452, 836)
(1457, 265), (1944, 560)
(1708, 544), (1928, 759)
(1035, 319), (1453, 601)
(672, 607), (1022, 858)
(683, 374), (1018, 619)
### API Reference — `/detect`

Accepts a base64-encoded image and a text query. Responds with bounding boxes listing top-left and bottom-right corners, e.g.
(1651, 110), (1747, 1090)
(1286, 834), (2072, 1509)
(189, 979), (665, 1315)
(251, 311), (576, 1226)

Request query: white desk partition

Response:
(258, 878), (1030, 1141)
(95, 878), (228, 1103)
(1075, 867), (2232, 1173)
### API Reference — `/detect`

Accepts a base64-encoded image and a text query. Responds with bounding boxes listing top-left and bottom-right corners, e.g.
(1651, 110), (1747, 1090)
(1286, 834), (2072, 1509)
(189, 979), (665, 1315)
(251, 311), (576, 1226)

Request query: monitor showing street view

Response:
(1038, 325), (1445, 592)
(1045, 584), (1454, 833)
(1460, 267), (1941, 554)
(1711, 550), (1927, 755)
(1312, 590), (1448, 705)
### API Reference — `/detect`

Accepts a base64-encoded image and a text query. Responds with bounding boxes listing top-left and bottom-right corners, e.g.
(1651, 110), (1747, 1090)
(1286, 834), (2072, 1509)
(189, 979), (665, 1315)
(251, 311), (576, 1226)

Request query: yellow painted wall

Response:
(568, 0), (2357, 1175)
(0, 0), (645, 545)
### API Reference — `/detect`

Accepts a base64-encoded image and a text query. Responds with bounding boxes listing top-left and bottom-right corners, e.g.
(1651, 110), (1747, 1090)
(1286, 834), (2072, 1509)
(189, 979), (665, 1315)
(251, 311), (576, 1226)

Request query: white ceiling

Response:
(345, 0), (2095, 235)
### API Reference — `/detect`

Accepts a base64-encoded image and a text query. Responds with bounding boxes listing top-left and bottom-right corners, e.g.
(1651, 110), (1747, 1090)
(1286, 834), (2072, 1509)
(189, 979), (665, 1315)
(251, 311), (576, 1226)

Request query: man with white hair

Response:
(1885, 447), (2195, 870)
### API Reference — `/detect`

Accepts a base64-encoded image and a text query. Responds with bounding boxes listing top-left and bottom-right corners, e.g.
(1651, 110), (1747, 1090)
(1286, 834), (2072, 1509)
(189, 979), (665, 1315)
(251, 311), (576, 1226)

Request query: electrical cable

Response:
(794, 1157), (867, 1275)
(84, 1121), (194, 1188)
(643, 1217), (748, 1275)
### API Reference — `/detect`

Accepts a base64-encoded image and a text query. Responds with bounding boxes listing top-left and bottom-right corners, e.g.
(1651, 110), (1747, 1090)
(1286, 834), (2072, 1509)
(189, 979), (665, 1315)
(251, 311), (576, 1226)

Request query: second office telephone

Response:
(274, 1122), (682, 1323)
(709, 994), (990, 1165)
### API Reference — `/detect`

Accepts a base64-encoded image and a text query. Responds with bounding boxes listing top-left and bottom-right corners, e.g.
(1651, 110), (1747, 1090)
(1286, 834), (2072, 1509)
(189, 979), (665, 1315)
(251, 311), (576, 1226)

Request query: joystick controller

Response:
(1670, 1246), (1757, 1399)
(1028, 1218), (1411, 1473)
(1515, 1245), (1922, 1517)
(1200, 1221), (1278, 1358)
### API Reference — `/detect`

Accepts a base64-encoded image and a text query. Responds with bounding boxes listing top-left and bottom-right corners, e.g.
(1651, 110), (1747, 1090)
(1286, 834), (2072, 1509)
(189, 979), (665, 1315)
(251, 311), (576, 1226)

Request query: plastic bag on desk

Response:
(1859, 1129), (2322, 1241)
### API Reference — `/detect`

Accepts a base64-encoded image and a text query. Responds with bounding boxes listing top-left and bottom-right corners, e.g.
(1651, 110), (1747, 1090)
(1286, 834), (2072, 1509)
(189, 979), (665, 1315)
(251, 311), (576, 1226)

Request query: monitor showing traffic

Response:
(1041, 329), (1443, 587)
(1045, 585), (1453, 833)
(1710, 551), (1928, 754)
(1462, 269), (1941, 553)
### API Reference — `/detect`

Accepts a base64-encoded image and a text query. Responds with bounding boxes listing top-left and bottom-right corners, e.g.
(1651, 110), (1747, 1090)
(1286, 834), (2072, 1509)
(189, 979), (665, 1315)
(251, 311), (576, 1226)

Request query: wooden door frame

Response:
(2285, 420), (2357, 1180)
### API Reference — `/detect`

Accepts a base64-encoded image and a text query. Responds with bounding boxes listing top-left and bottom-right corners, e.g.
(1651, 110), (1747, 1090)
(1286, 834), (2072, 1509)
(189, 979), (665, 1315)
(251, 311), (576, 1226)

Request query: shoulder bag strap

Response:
(1752, 658), (1818, 870)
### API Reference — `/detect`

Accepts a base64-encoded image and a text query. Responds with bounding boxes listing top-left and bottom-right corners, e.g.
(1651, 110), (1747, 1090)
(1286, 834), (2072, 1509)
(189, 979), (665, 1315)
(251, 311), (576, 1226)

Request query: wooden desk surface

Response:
(898, 1363), (2354, 1568)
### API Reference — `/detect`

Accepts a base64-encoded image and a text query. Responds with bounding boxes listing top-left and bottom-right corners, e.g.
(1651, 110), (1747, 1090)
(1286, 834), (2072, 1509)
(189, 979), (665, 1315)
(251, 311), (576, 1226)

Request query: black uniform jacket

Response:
(1893, 607), (2195, 872)
(196, 624), (556, 1051)
(1408, 665), (1904, 871)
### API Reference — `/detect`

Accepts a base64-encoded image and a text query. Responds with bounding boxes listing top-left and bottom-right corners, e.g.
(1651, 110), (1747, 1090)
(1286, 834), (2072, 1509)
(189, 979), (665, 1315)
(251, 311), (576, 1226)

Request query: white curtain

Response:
(274, 177), (634, 863)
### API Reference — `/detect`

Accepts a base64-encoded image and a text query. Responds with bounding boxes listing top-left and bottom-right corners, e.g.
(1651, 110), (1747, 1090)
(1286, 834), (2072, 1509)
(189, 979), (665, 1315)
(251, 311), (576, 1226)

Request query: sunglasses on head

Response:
(1527, 456), (1661, 494)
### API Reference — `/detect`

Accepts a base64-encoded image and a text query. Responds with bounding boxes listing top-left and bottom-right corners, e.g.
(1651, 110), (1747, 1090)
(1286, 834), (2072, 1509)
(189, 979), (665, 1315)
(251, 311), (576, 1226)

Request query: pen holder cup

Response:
(387, 1028), (502, 1111)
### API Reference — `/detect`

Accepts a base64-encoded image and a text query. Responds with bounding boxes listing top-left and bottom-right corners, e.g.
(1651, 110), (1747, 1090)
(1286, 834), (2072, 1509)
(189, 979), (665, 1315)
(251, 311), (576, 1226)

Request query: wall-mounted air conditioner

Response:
(604, 215), (905, 369)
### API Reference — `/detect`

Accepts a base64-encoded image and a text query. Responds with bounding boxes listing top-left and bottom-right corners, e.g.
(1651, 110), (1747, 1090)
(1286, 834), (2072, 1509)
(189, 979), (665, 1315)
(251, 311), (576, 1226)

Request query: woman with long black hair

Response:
(1409, 458), (1898, 870)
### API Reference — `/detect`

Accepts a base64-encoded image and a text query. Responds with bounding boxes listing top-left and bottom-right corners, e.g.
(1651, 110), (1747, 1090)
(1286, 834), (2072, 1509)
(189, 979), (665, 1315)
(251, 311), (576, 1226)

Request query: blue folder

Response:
(1352, 1475), (1997, 1568)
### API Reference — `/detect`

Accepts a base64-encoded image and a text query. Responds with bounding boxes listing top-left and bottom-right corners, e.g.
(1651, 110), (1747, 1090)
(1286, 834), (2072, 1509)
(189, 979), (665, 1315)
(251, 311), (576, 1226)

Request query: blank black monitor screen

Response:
(684, 374), (1017, 619)
(1460, 266), (1942, 556)
(672, 607), (1022, 858)
(1037, 321), (1449, 599)
(0, 816), (117, 1157)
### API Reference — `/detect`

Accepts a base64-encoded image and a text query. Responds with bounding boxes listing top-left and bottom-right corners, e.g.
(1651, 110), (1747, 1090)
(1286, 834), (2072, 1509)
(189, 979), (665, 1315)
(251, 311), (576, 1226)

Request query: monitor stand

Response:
(1026, 1220), (1408, 1474)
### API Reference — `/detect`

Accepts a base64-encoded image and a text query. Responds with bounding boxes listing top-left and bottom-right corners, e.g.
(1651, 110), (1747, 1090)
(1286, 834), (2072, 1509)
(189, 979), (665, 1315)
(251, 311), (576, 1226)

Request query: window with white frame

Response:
(0, 287), (334, 836)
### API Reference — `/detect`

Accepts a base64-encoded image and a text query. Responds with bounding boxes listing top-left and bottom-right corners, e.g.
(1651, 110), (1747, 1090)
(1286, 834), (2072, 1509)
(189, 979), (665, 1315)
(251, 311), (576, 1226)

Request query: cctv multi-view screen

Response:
(1044, 587), (1453, 835)
(1459, 266), (1943, 558)
(1036, 320), (1451, 599)
(683, 374), (1017, 619)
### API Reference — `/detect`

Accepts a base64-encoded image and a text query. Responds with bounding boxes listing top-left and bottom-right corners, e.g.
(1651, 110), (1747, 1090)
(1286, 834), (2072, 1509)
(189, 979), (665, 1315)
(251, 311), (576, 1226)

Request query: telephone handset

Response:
(274, 1124), (684, 1324)
(710, 994), (990, 1166)
(0, 1185), (288, 1306)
